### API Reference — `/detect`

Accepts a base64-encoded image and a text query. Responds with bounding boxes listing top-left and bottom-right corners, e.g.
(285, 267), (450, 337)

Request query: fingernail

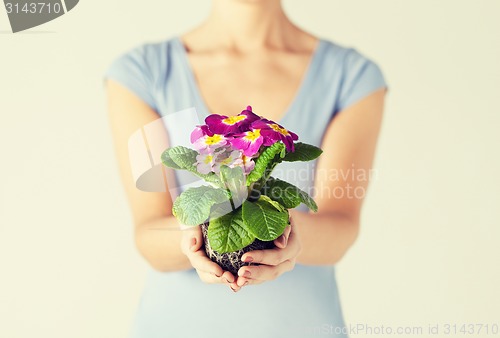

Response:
(243, 255), (253, 263)
(224, 277), (231, 283)
(214, 272), (222, 278)
(243, 270), (251, 278)
(244, 281), (249, 286)
(190, 237), (197, 250)
(230, 286), (237, 293)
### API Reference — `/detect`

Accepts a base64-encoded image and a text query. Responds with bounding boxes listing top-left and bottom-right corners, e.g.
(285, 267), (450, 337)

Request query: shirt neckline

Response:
(172, 36), (326, 125)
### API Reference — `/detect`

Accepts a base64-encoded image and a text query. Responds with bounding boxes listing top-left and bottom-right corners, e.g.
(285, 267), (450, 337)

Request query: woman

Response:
(105, 0), (387, 337)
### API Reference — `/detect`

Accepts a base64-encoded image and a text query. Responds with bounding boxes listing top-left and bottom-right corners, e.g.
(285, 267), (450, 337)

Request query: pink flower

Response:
(232, 153), (255, 174)
(195, 153), (216, 174)
(213, 150), (240, 174)
(190, 125), (213, 143)
(205, 106), (260, 135)
(212, 149), (256, 175)
(230, 128), (265, 156)
(251, 119), (298, 152)
(193, 133), (229, 154)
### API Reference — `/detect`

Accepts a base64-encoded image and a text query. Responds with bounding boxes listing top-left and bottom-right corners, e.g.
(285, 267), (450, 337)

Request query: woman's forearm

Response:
(291, 210), (360, 265)
(134, 216), (192, 272)
(134, 210), (358, 271)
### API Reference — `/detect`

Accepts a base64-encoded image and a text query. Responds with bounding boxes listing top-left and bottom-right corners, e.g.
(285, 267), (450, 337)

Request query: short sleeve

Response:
(336, 48), (388, 112)
(103, 45), (158, 112)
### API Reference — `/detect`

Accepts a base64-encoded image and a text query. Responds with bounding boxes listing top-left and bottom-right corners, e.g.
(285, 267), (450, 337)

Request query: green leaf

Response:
(161, 151), (181, 169)
(241, 197), (289, 241)
(161, 146), (221, 185)
(259, 195), (286, 212)
(263, 177), (318, 212)
(207, 207), (255, 253)
(208, 202), (233, 221)
(282, 142), (323, 162)
(172, 186), (230, 226)
(161, 146), (197, 170)
(246, 142), (286, 184)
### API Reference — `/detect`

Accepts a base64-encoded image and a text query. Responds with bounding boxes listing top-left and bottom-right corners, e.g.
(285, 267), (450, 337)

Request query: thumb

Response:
(189, 226), (203, 252)
(181, 226), (203, 253)
(274, 225), (291, 249)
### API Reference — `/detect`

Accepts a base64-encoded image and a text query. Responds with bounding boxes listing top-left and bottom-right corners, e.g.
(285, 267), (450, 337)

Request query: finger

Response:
(188, 250), (224, 277)
(238, 259), (295, 283)
(191, 259), (237, 285)
(235, 276), (255, 287)
(221, 271), (236, 284)
(274, 225), (291, 249)
(189, 228), (203, 252)
(198, 270), (238, 286)
(197, 270), (227, 284)
(225, 273), (243, 292)
(242, 235), (300, 266)
(181, 227), (203, 254)
(286, 222), (302, 256)
(229, 280), (243, 292)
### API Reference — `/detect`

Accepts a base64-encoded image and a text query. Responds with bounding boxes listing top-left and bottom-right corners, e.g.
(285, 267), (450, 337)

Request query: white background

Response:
(1, 1), (499, 337)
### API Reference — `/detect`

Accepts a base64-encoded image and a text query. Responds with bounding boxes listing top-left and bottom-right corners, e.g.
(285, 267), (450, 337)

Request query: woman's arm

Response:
(106, 79), (189, 272)
(294, 87), (386, 265)
(106, 80), (242, 290)
(235, 87), (386, 285)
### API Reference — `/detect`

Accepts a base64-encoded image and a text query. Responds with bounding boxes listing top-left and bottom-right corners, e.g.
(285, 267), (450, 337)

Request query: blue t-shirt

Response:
(104, 36), (388, 338)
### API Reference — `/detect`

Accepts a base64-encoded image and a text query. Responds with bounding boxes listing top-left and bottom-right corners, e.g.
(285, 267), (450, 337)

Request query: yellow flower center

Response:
(205, 134), (223, 145)
(245, 129), (261, 142)
(203, 155), (213, 164)
(269, 124), (290, 136)
(222, 115), (246, 125)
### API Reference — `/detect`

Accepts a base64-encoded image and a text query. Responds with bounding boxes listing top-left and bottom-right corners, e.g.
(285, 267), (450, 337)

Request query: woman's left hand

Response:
(231, 217), (301, 290)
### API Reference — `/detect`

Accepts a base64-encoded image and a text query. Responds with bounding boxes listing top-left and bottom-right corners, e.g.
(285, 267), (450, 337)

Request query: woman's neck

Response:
(190, 0), (301, 52)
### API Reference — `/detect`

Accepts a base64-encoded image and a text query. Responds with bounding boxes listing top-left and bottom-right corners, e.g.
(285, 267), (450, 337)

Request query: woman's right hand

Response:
(181, 226), (242, 292)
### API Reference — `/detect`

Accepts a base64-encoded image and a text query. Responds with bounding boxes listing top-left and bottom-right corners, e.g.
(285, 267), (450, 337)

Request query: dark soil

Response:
(200, 222), (275, 275)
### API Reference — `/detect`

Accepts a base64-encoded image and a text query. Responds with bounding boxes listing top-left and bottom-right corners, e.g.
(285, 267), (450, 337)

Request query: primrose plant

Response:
(161, 106), (322, 271)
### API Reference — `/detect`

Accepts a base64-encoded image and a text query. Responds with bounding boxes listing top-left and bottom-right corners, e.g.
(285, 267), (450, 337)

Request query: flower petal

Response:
(243, 137), (263, 156)
(190, 125), (213, 143)
(281, 135), (295, 152)
(230, 137), (251, 152)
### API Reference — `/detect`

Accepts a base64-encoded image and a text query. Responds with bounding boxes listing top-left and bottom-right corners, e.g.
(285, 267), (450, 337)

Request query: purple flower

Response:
(251, 119), (298, 152)
(230, 128), (265, 157)
(205, 106), (260, 135)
